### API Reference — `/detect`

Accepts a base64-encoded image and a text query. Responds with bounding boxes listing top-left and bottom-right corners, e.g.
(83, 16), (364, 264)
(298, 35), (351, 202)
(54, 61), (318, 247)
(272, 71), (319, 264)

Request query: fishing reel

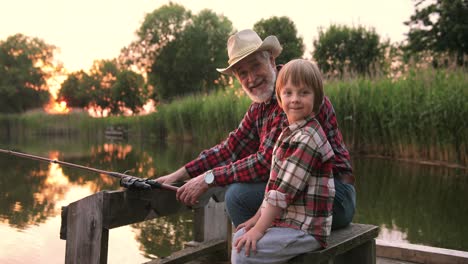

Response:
(119, 175), (163, 190)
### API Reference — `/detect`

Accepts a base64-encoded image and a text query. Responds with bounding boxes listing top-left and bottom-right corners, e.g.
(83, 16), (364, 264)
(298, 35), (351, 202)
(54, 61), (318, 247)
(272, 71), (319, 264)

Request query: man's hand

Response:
(154, 167), (190, 185)
(176, 174), (209, 206)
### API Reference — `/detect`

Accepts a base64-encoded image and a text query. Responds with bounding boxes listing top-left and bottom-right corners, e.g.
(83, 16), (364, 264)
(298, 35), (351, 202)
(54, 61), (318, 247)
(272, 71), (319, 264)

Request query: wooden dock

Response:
(59, 187), (468, 264)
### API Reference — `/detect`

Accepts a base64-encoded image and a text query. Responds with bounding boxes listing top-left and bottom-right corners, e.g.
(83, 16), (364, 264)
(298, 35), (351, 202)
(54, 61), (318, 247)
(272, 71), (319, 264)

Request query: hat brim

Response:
(217, 35), (282, 75)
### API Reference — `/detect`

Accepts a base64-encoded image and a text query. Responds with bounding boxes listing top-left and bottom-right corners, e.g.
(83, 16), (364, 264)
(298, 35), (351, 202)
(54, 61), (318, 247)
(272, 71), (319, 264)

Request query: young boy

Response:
(232, 59), (336, 263)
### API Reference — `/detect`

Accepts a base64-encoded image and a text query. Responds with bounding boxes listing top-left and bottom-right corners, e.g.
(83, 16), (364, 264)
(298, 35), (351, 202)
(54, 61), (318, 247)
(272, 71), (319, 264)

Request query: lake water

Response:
(0, 137), (466, 263)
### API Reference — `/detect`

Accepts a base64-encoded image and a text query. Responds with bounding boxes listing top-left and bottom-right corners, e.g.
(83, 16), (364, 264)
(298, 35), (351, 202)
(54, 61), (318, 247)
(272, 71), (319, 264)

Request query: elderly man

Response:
(155, 29), (355, 230)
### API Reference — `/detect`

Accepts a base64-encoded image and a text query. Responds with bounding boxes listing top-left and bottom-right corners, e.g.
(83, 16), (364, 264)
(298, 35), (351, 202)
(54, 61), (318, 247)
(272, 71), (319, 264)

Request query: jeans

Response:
(225, 178), (356, 229)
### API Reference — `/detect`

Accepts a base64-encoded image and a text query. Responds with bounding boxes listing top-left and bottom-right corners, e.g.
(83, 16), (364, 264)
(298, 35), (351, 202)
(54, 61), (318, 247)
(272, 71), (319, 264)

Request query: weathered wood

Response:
(104, 189), (187, 229)
(193, 187), (228, 242)
(63, 188), (192, 264)
(144, 239), (227, 264)
(377, 240), (468, 264)
(288, 223), (379, 264)
(60, 206), (68, 240)
(65, 192), (108, 264)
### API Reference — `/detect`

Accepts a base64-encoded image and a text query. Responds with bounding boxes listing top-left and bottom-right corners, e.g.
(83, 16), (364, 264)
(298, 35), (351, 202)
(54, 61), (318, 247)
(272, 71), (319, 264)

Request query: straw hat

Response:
(217, 29), (282, 75)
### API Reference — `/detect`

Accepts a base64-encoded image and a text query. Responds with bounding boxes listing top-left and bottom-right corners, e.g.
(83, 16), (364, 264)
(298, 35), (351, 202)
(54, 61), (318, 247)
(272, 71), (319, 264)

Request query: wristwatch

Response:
(204, 170), (215, 186)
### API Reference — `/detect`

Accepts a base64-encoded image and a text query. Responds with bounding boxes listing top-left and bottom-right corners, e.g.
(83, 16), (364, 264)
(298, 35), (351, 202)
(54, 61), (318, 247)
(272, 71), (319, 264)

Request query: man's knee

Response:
(225, 182), (266, 226)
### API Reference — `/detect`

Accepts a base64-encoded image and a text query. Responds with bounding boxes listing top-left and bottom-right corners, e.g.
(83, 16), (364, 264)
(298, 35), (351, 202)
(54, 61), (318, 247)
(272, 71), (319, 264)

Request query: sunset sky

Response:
(0, 0), (415, 72)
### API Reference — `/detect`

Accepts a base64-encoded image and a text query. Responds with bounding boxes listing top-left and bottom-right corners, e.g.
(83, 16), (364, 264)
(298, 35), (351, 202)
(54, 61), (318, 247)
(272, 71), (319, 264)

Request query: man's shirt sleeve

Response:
(319, 97), (354, 183)
(184, 103), (279, 185)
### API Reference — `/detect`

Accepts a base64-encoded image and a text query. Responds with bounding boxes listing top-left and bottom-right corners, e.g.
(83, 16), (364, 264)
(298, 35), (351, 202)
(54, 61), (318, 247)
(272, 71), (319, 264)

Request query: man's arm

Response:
(155, 166), (190, 184)
(185, 103), (284, 186)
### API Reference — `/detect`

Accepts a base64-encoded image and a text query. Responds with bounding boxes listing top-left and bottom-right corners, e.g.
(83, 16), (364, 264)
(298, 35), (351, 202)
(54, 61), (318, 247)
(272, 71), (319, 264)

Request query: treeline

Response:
(0, 0), (466, 114)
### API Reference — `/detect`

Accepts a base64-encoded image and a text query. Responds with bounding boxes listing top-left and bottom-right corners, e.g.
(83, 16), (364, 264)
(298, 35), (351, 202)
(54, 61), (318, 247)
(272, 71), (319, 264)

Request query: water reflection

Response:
(0, 141), (197, 263)
(132, 211), (193, 259)
(0, 155), (59, 228)
(353, 157), (468, 251)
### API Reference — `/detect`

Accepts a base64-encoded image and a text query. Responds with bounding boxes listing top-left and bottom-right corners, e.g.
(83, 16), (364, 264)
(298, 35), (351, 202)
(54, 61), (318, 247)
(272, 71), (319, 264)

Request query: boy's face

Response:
(279, 80), (315, 124)
(233, 52), (276, 103)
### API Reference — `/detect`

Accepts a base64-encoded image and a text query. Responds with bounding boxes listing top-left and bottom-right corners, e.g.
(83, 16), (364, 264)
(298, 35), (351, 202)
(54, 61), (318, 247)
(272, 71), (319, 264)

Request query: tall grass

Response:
(326, 68), (467, 165)
(1, 68), (466, 166)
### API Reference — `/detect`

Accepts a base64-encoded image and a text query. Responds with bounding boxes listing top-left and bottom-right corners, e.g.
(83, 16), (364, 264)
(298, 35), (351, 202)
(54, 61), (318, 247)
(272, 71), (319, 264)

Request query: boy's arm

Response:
(234, 202), (281, 256)
(251, 202), (281, 234)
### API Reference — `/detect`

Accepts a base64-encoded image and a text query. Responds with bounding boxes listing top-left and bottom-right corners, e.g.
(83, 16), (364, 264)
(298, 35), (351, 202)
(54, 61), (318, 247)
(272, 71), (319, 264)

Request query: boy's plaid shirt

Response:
(184, 95), (353, 185)
(264, 116), (335, 248)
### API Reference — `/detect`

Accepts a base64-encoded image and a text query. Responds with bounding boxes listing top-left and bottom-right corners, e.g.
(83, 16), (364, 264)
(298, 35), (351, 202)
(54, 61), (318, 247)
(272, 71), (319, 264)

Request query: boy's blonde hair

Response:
(276, 59), (324, 114)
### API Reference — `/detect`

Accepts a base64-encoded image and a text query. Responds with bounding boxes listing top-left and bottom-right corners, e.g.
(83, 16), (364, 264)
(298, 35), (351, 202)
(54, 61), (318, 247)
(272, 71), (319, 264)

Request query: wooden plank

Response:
(289, 223), (379, 263)
(65, 192), (108, 264)
(376, 240), (468, 264)
(143, 239), (227, 264)
(104, 189), (189, 229)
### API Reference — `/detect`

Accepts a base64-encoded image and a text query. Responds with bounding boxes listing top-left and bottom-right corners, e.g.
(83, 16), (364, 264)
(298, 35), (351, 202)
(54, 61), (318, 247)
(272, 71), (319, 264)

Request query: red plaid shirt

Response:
(264, 116), (335, 247)
(185, 95), (354, 185)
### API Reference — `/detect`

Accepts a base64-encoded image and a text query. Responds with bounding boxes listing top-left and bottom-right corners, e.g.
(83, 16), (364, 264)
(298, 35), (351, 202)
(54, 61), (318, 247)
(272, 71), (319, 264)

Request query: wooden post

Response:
(193, 199), (228, 242)
(62, 188), (188, 264)
(65, 192), (108, 264)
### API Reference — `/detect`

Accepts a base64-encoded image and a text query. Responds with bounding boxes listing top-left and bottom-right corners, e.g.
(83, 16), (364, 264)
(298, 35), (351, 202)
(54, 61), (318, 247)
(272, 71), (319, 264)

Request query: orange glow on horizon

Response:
(44, 100), (70, 114)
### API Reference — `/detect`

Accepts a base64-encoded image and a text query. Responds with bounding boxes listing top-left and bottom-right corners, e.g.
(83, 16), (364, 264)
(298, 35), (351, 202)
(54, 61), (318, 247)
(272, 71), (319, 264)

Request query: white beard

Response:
(242, 66), (276, 103)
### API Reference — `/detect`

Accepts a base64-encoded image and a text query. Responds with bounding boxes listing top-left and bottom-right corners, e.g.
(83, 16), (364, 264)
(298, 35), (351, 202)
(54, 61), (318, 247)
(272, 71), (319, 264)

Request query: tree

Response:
(253, 16), (305, 64)
(0, 34), (54, 113)
(404, 0), (468, 66)
(150, 9), (233, 100)
(313, 25), (386, 78)
(58, 71), (92, 108)
(111, 70), (147, 114)
(59, 60), (148, 115)
(119, 3), (192, 73)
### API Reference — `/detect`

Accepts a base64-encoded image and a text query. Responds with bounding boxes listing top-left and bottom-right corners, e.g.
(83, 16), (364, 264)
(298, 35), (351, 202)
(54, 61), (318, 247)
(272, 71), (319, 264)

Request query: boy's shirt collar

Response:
(285, 114), (316, 131)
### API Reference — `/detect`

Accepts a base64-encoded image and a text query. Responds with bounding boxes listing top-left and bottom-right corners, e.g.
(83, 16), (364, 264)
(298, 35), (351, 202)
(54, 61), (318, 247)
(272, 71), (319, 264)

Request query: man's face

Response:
(233, 52), (276, 103)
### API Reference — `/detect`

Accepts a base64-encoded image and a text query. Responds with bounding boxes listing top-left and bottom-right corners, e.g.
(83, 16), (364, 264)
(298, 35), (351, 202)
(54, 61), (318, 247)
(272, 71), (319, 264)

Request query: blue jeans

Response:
(225, 179), (356, 230)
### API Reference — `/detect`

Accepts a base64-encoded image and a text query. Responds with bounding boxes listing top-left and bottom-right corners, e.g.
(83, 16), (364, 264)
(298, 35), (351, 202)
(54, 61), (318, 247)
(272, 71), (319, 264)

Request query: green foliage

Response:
(59, 71), (92, 108)
(404, 0), (468, 66)
(58, 60), (148, 115)
(119, 2), (192, 73)
(149, 8), (233, 101)
(253, 16), (305, 64)
(0, 34), (54, 113)
(313, 24), (386, 78)
(157, 87), (250, 142)
(111, 70), (147, 114)
(325, 68), (467, 164)
(6, 69), (466, 166)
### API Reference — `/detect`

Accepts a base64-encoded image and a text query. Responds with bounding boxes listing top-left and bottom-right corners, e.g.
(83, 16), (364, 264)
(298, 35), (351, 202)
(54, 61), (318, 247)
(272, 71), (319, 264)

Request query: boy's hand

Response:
(234, 228), (264, 257)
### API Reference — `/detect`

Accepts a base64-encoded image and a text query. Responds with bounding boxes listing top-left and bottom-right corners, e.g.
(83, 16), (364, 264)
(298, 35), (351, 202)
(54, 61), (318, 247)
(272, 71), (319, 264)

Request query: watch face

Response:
(205, 171), (214, 184)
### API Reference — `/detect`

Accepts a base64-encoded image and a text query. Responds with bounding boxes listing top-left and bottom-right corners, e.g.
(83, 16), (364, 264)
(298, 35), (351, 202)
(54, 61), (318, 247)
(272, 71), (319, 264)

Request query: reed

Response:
(326, 68), (467, 166)
(1, 68), (465, 166)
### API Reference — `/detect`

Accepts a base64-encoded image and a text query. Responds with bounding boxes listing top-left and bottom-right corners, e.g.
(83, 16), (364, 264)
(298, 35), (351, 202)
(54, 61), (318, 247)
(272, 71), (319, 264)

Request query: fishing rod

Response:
(0, 148), (178, 192)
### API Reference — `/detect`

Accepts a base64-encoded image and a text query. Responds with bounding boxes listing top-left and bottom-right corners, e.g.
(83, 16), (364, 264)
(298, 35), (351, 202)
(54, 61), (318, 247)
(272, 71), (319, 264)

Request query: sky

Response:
(0, 0), (415, 72)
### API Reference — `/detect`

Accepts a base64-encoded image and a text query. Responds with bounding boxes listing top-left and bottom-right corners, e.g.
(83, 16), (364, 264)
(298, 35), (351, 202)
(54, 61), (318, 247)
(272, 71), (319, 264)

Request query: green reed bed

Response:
(1, 68), (466, 166)
(156, 88), (250, 143)
(326, 68), (467, 166)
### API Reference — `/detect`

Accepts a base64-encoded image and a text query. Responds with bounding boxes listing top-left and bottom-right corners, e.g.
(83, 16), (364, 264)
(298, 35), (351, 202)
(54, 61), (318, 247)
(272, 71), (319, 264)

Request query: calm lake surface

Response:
(0, 136), (466, 263)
